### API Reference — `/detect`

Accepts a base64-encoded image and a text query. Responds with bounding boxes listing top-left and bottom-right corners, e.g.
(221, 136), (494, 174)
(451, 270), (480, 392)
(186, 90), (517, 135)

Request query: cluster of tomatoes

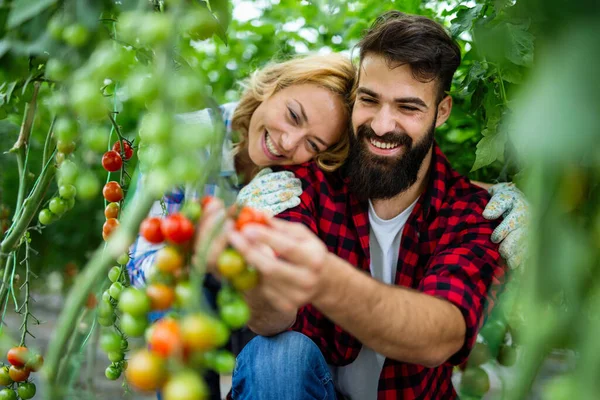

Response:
(0, 347), (43, 400)
(98, 199), (264, 399)
(38, 178), (77, 226)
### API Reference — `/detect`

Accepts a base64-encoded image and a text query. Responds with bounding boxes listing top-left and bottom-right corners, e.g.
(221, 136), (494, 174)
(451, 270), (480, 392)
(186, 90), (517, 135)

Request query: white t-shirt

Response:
(334, 198), (419, 400)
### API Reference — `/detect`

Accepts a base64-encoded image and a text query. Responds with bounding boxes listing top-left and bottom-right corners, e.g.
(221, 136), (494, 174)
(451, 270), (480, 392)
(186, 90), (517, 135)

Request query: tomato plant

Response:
(102, 150), (123, 172)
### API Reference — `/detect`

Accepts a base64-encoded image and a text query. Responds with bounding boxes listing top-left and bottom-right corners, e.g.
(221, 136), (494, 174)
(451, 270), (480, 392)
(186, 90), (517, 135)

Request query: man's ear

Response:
(435, 95), (452, 128)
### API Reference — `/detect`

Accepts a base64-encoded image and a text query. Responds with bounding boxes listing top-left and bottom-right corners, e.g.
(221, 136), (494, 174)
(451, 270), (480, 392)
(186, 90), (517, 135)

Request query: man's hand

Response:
(228, 218), (329, 313)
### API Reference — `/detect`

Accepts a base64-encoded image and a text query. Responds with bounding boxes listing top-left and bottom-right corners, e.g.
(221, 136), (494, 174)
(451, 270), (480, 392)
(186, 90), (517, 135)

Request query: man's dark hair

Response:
(357, 11), (461, 102)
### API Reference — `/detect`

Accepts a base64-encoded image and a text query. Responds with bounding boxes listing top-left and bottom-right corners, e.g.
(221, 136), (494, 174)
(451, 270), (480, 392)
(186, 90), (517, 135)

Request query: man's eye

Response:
(401, 106), (418, 111)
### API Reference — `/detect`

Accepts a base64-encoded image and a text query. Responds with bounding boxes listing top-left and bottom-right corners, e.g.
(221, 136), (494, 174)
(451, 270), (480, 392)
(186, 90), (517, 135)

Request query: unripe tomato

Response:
(105, 365), (121, 380)
(108, 351), (125, 362)
(126, 72), (159, 106)
(155, 247), (183, 273)
(108, 266), (121, 283)
(117, 253), (130, 266)
(102, 150), (123, 172)
(56, 140), (76, 154)
(103, 181), (123, 203)
(62, 23), (89, 47)
(149, 319), (183, 358)
(118, 288), (151, 317)
(219, 299), (251, 330)
(213, 350), (236, 374)
(7, 347), (29, 368)
(146, 283), (175, 311)
(236, 206), (268, 231)
(180, 313), (219, 351)
(76, 172), (100, 200)
(109, 282), (123, 300)
(162, 371), (208, 400)
(38, 209), (55, 225)
(232, 267), (259, 291)
(45, 59), (70, 82)
(83, 125), (110, 152)
(54, 117), (78, 142)
(120, 313), (148, 337)
(49, 197), (68, 216)
(47, 16), (65, 40)
(105, 202), (120, 219)
(181, 201), (202, 222)
(161, 213), (194, 244)
(57, 159), (78, 185)
(112, 140), (134, 160)
(98, 313), (116, 327)
(140, 217), (164, 243)
(175, 281), (194, 308)
(103, 218), (120, 241)
(100, 331), (122, 353)
(17, 382), (36, 400)
(125, 349), (166, 392)
(59, 184), (77, 199)
(8, 366), (29, 382)
(70, 80), (108, 121)
(0, 388), (16, 400)
(25, 354), (43, 372)
(217, 248), (246, 278)
(0, 366), (12, 385)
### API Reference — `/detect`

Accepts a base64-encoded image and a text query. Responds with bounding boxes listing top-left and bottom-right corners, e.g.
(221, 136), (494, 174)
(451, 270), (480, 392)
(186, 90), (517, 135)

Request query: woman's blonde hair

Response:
(232, 53), (356, 181)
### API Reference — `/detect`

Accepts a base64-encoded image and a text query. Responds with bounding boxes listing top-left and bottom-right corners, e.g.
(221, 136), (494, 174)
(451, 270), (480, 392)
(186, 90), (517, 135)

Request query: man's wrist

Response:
(312, 252), (347, 310)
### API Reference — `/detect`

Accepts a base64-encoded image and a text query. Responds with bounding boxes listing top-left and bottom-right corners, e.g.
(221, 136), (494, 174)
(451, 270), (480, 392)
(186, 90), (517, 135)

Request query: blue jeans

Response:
(231, 331), (338, 400)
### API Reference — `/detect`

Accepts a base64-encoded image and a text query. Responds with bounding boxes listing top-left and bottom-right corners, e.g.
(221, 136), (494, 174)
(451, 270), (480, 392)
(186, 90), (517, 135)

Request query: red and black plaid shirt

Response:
(277, 144), (508, 399)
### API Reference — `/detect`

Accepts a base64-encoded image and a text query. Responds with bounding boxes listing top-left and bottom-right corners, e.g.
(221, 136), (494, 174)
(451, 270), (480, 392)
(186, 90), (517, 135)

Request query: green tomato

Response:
(97, 313), (116, 327)
(49, 197), (68, 215)
(107, 350), (125, 362)
(65, 196), (76, 210)
(56, 140), (76, 154)
(102, 290), (111, 303)
(54, 117), (78, 142)
(70, 81), (108, 121)
(213, 320), (230, 348)
(59, 184), (77, 199)
(75, 171), (100, 200)
(117, 253), (130, 266)
(181, 202), (202, 222)
(118, 288), (151, 317)
(120, 338), (128, 351)
(82, 125), (110, 153)
(108, 266), (121, 283)
(0, 365), (12, 385)
(45, 92), (69, 115)
(162, 371), (208, 400)
(0, 388), (17, 400)
(109, 282), (123, 300)
(175, 281), (194, 308)
(62, 23), (89, 47)
(126, 72), (159, 106)
(38, 209), (55, 225)
(213, 350), (236, 374)
(119, 313), (148, 337)
(45, 59), (70, 82)
(105, 365), (121, 380)
(17, 382), (36, 400)
(98, 299), (114, 318)
(140, 13), (172, 45)
(219, 299), (250, 330)
(139, 113), (172, 143)
(47, 16), (65, 40)
(57, 159), (79, 186)
(100, 331), (122, 353)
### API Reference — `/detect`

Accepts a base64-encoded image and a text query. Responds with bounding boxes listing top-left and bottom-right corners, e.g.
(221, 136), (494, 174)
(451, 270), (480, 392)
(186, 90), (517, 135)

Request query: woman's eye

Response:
(288, 108), (299, 123)
(361, 97), (375, 103)
(308, 140), (319, 152)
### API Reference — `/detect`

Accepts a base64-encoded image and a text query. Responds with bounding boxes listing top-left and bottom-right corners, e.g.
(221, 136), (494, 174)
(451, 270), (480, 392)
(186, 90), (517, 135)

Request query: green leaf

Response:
(471, 129), (507, 171)
(502, 66), (524, 84)
(450, 4), (483, 38)
(209, 0), (230, 43)
(505, 22), (534, 67)
(7, 0), (56, 29)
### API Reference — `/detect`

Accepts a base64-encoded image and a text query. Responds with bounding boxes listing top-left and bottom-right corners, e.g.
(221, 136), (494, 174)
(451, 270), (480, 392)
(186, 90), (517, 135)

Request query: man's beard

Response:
(347, 117), (436, 201)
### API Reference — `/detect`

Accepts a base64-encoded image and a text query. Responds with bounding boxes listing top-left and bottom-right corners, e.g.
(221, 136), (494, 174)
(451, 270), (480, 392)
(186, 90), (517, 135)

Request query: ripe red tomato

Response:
(149, 319), (183, 358)
(102, 181), (123, 203)
(112, 140), (134, 160)
(104, 202), (120, 219)
(102, 150), (123, 172)
(7, 347), (29, 368)
(8, 366), (30, 382)
(236, 206), (268, 231)
(103, 218), (120, 241)
(161, 213), (194, 244)
(200, 195), (215, 209)
(146, 283), (175, 311)
(140, 217), (164, 243)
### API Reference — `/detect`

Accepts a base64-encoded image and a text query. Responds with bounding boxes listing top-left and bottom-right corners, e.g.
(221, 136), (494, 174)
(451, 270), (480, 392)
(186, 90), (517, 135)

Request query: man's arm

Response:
(313, 254), (465, 367)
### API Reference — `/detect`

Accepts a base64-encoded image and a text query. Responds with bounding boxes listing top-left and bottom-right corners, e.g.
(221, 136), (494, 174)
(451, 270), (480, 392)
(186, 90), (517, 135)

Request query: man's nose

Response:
(370, 106), (397, 136)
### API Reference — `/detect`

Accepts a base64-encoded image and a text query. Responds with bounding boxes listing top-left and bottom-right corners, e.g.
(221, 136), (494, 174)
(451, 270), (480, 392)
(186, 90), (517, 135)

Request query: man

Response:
(212, 11), (508, 400)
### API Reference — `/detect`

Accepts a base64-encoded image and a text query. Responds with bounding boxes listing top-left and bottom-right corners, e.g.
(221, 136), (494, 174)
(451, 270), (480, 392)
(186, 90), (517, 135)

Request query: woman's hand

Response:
(236, 168), (302, 216)
(483, 182), (529, 269)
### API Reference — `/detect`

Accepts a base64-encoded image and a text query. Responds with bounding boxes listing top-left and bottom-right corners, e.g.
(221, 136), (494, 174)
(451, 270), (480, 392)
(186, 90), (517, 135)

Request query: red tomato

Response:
(102, 181), (123, 203)
(102, 150), (123, 172)
(236, 207), (268, 231)
(112, 140), (134, 160)
(7, 347), (29, 368)
(8, 366), (30, 382)
(140, 217), (164, 244)
(149, 319), (183, 358)
(103, 218), (120, 241)
(104, 202), (120, 219)
(200, 195), (215, 209)
(161, 213), (194, 244)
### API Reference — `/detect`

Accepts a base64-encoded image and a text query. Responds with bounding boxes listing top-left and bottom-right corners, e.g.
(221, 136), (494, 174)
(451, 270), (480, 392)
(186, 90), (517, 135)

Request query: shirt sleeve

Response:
(418, 195), (508, 366)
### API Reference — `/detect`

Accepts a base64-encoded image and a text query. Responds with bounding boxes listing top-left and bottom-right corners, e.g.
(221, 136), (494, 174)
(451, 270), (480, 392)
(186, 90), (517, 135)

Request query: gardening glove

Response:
(236, 168), (302, 216)
(483, 182), (530, 270)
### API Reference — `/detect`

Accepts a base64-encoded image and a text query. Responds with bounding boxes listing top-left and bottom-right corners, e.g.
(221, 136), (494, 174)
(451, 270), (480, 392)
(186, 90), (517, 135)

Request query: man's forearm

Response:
(244, 288), (296, 336)
(313, 254), (466, 367)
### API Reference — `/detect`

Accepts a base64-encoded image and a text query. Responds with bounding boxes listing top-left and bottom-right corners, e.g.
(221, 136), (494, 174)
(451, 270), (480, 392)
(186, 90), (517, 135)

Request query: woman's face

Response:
(247, 84), (347, 167)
